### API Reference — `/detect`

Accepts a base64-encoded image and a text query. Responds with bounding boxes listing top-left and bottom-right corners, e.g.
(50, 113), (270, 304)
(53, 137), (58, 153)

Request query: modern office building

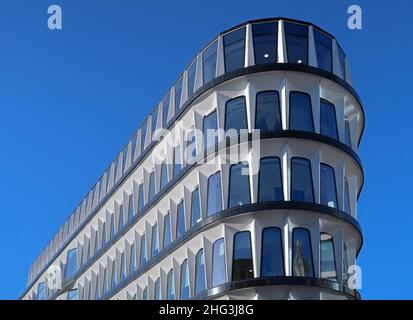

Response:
(21, 18), (364, 300)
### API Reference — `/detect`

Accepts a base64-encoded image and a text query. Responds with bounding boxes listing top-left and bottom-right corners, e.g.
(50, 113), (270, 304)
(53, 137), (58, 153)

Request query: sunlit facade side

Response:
(21, 18), (364, 300)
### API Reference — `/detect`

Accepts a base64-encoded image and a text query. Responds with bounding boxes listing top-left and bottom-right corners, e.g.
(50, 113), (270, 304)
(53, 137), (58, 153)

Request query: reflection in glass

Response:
(162, 93), (170, 128)
(290, 92), (314, 132)
(320, 164), (338, 208)
(140, 233), (147, 266)
(138, 183), (144, 214)
(344, 178), (351, 214)
(37, 282), (45, 300)
(202, 40), (218, 84)
(320, 99), (338, 140)
(252, 22), (277, 64)
(261, 227), (284, 276)
(65, 248), (78, 280)
(292, 228), (314, 277)
(291, 158), (314, 202)
(320, 233), (337, 280)
(314, 29), (332, 72)
(337, 44), (347, 80)
(141, 121), (148, 153)
(284, 22), (308, 64)
(212, 238), (226, 286)
(258, 157), (283, 202)
(225, 96), (248, 135)
(345, 120), (352, 148)
(229, 162), (251, 208)
(232, 231), (254, 281)
(161, 161), (168, 189)
(223, 27), (246, 73)
(255, 91), (281, 131)
(173, 145), (182, 178)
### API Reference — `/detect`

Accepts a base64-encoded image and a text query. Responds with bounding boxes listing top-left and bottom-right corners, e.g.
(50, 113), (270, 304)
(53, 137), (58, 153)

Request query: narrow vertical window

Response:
(223, 27), (246, 73)
(162, 93), (170, 128)
(137, 183), (144, 214)
(149, 171), (156, 201)
(191, 187), (201, 227)
(252, 22), (278, 64)
(337, 44), (347, 80)
(212, 238), (226, 287)
(140, 233), (147, 266)
(202, 40), (218, 84)
(173, 145), (182, 179)
(261, 227), (284, 276)
(101, 222), (106, 246)
(255, 91), (281, 131)
(343, 243), (349, 284)
(225, 96), (248, 135)
(292, 228), (314, 277)
(103, 268), (108, 295)
(175, 76), (183, 113)
(95, 275), (100, 299)
(258, 157), (283, 202)
(314, 29), (332, 72)
(229, 162), (251, 208)
(166, 269), (175, 300)
(289, 92), (314, 132)
(195, 249), (206, 295)
(37, 282), (45, 300)
(128, 193), (134, 220)
(154, 278), (161, 300)
(320, 164), (338, 208)
(160, 161), (169, 189)
(320, 99), (338, 140)
(320, 233), (337, 280)
(64, 248), (78, 280)
(111, 260), (117, 288)
(130, 243), (137, 273)
(207, 171), (222, 216)
(344, 119), (352, 148)
(151, 109), (158, 139)
(121, 251), (127, 281)
(151, 223), (159, 257)
(291, 158), (314, 203)
(143, 286), (149, 300)
(110, 214), (115, 239)
(284, 22), (308, 64)
(344, 178), (351, 214)
(118, 204), (124, 231)
(163, 212), (172, 248)
(203, 111), (218, 150)
(232, 231), (254, 281)
(187, 60), (197, 99)
(141, 121), (148, 153)
(180, 259), (190, 300)
(176, 200), (186, 239)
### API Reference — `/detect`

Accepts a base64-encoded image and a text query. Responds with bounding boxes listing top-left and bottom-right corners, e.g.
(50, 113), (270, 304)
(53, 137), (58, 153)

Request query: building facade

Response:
(21, 18), (364, 300)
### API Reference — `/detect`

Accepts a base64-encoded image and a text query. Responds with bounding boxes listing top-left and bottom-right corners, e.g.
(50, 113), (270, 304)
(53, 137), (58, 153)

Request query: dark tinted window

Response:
(289, 92), (314, 132)
(337, 44), (347, 80)
(151, 223), (159, 257)
(292, 228), (314, 277)
(137, 183), (144, 213)
(255, 91), (281, 131)
(291, 158), (314, 202)
(175, 76), (183, 112)
(344, 179), (351, 214)
(320, 99), (338, 140)
(225, 96), (248, 134)
(258, 157), (283, 202)
(223, 28), (246, 73)
(232, 231), (254, 281)
(176, 200), (186, 239)
(162, 93), (170, 128)
(163, 212), (172, 248)
(284, 22), (308, 64)
(140, 121), (148, 153)
(345, 120), (352, 147)
(229, 162), (251, 208)
(314, 29), (332, 72)
(320, 164), (338, 208)
(202, 40), (218, 84)
(151, 109), (158, 138)
(188, 60), (197, 99)
(252, 22), (278, 64)
(261, 227), (284, 276)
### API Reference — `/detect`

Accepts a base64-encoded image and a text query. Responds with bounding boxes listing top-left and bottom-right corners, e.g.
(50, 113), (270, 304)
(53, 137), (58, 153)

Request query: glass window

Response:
(337, 44), (346, 80)
(186, 130), (197, 165)
(345, 119), (352, 147)
(67, 289), (78, 300)
(141, 121), (148, 153)
(289, 92), (314, 132)
(320, 99), (338, 140)
(138, 183), (144, 214)
(175, 76), (183, 113)
(101, 222), (107, 246)
(344, 178), (351, 214)
(143, 286), (149, 300)
(176, 200), (186, 239)
(161, 161), (169, 189)
(162, 93), (170, 128)
(203, 111), (218, 150)
(284, 22), (308, 64)
(110, 214), (115, 238)
(258, 157), (283, 202)
(111, 260), (117, 288)
(188, 60), (197, 99)
(102, 268), (108, 295)
(154, 278), (161, 300)
(320, 233), (337, 280)
(292, 228), (314, 277)
(223, 27), (246, 73)
(207, 171), (222, 216)
(167, 269), (175, 300)
(202, 40), (218, 84)
(261, 227), (284, 276)
(128, 194), (134, 220)
(212, 238), (226, 287)
(229, 162), (251, 208)
(255, 91), (281, 131)
(232, 231), (254, 281)
(225, 96), (248, 135)
(343, 243), (349, 284)
(37, 282), (45, 300)
(180, 259), (190, 300)
(140, 233), (147, 266)
(149, 171), (156, 201)
(173, 145), (182, 179)
(130, 243), (137, 273)
(320, 164), (338, 208)
(191, 187), (201, 227)
(195, 249), (206, 295)
(151, 223), (159, 257)
(64, 248), (78, 280)
(314, 29), (332, 72)
(163, 212), (172, 248)
(121, 252), (127, 282)
(151, 109), (158, 139)
(118, 205), (124, 231)
(291, 158), (314, 202)
(131, 134), (137, 163)
(252, 22), (278, 64)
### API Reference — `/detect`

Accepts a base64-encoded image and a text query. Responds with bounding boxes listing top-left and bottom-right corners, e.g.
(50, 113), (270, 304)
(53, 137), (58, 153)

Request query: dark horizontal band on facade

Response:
(89, 201), (363, 301)
(23, 129), (364, 297)
(194, 276), (361, 300)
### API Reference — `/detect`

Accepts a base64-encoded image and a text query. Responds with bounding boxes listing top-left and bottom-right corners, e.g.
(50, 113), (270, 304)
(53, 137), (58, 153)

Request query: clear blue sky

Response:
(0, 0), (411, 299)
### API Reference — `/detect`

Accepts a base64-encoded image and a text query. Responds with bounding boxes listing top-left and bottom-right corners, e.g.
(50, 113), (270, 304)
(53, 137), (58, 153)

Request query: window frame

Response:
(251, 21), (278, 65)
(257, 156), (284, 202)
(313, 27), (333, 72)
(223, 27), (246, 73)
(211, 237), (227, 287)
(320, 162), (339, 209)
(320, 98), (339, 140)
(292, 227), (315, 277)
(232, 230), (254, 281)
(224, 96), (248, 134)
(255, 90), (282, 132)
(290, 157), (315, 203)
(228, 162), (251, 209)
(260, 227), (285, 277)
(288, 91), (314, 132)
(284, 21), (309, 65)
(320, 232), (338, 280)
(206, 170), (223, 217)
